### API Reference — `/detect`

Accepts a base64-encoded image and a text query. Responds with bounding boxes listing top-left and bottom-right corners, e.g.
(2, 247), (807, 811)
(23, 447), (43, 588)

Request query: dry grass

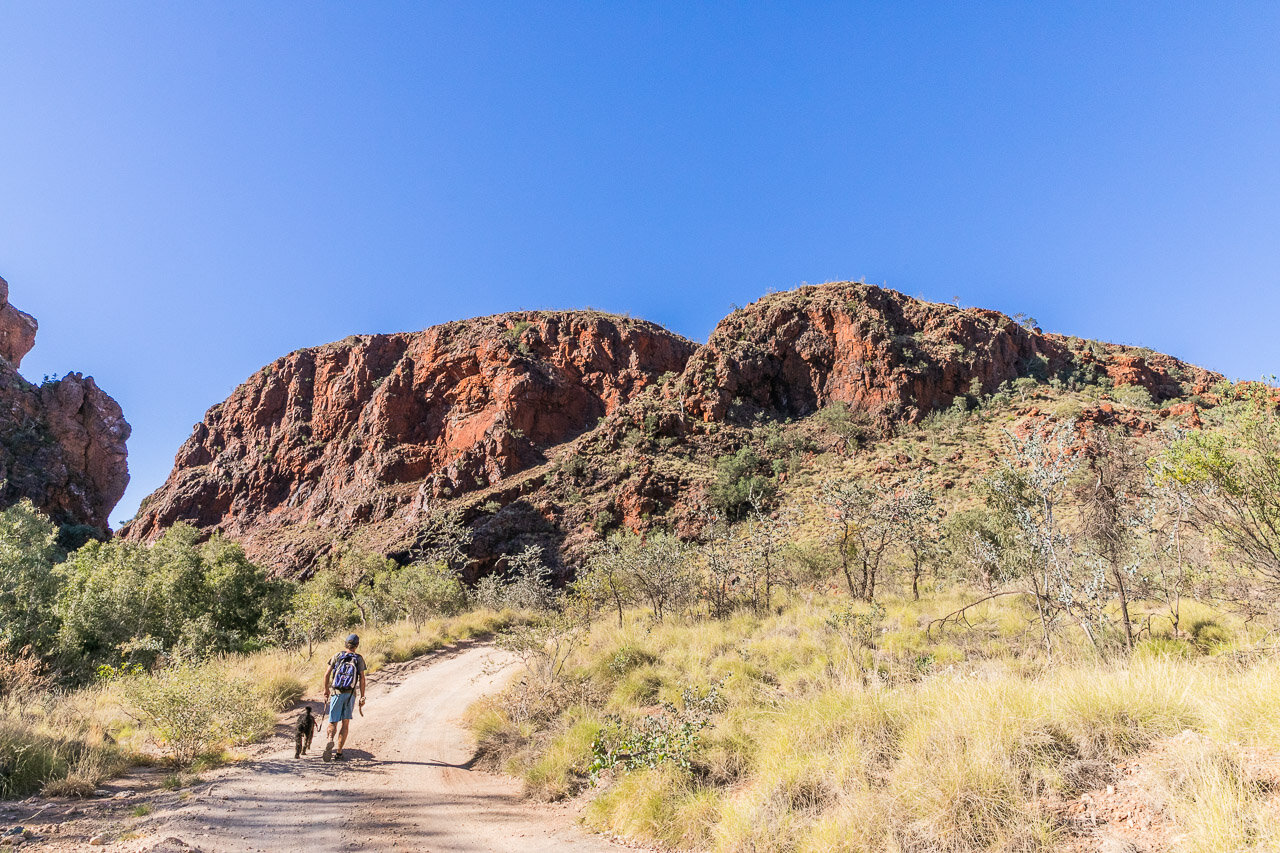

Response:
(0, 610), (513, 798)
(474, 594), (1280, 852)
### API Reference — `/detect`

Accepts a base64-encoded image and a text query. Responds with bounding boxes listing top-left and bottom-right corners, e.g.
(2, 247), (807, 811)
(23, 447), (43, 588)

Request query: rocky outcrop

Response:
(0, 280), (130, 530)
(123, 312), (696, 570)
(126, 283), (1222, 573)
(0, 277), (38, 369)
(681, 283), (1217, 424)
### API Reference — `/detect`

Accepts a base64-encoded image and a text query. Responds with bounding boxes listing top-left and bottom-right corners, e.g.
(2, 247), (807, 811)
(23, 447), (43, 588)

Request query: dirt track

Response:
(131, 643), (625, 852)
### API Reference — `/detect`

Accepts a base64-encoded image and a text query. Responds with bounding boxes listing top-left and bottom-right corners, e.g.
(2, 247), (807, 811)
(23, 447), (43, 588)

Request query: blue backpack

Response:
(332, 652), (360, 691)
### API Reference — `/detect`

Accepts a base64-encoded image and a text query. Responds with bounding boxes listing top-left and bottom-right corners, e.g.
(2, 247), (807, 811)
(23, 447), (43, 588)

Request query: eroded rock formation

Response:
(0, 278), (38, 369)
(126, 283), (1220, 573)
(0, 277), (131, 530)
(124, 312), (696, 570)
(681, 283), (1217, 424)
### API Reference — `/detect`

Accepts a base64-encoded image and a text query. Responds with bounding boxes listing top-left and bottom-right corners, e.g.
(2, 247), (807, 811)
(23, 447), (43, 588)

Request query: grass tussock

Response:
(473, 594), (1280, 852)
(0, 721), (127, 799)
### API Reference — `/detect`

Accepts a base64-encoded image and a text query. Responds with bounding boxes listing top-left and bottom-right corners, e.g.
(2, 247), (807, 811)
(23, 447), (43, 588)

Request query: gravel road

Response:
(135, 643), (625, 852)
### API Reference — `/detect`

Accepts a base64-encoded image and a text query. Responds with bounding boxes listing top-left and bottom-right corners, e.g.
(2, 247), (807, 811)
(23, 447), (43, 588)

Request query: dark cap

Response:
(345, 634), (360, 647)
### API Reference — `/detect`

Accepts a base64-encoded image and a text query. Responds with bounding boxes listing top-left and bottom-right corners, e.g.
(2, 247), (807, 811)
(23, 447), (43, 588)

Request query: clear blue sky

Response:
(2, 2), (1278, 527)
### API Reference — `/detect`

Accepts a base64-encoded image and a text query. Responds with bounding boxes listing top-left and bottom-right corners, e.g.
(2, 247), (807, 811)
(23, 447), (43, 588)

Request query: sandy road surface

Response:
(138, 643), (625, 853)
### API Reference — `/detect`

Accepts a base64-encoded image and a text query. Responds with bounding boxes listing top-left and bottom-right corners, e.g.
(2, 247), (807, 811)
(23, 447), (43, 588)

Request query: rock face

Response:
(124, 312), (696, 570)
(0, 279), (131, 530)
(682, 283), (1218, 424)
(126, 283), (1220, 573)
(0, 277), (38, 369)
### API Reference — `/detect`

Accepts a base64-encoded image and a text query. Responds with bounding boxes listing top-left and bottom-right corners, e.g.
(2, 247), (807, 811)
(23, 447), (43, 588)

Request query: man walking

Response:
(323, 634), (367, 760)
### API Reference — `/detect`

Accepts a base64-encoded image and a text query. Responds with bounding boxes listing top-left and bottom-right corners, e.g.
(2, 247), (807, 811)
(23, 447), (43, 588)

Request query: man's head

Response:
(345, 634), (360, 650)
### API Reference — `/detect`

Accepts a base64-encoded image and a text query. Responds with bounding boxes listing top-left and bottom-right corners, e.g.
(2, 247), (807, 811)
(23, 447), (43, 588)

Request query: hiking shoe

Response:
(322, 740), (334, 761)
(334, 750), (344, 760)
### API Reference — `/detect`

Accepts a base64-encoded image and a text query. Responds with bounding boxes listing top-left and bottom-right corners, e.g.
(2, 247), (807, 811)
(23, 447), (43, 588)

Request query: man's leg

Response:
(337, 719), (350, 752)
(323, 697), (337, 759)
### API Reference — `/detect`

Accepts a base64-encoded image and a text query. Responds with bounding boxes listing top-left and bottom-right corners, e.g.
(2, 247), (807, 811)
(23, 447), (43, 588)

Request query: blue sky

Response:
(1, 2), (1278, 527)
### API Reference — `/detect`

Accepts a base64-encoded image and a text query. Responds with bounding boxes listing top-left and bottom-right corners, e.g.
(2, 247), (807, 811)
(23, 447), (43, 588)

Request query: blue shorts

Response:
(328, 692), (356, 723)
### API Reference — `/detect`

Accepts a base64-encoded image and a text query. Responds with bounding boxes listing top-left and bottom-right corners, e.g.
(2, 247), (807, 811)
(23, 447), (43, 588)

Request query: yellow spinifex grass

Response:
(477, 595), (1280, 853)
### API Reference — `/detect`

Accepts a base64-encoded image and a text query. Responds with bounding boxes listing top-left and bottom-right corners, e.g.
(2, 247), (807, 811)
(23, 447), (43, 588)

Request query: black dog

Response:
(295, 705), (319, 758)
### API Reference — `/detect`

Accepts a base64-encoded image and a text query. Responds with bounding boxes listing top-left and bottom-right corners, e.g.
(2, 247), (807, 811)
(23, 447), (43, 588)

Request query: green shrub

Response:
(286, 570), (358, 657)
(122, 661), (274, 765)
(1112, 384), (1156, 409)
(381, 561), (470, 627)
(812, 403), (876, 452)
(0, 501), (64, 660)
(708, 447), (777, 520)
(57, 525), (292, 673)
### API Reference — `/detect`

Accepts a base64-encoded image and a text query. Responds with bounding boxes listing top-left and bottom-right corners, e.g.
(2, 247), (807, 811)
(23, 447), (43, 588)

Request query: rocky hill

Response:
(0, 277), (131, 532)
(124, 283), (1220, 574)
(124, 312), (695, 571)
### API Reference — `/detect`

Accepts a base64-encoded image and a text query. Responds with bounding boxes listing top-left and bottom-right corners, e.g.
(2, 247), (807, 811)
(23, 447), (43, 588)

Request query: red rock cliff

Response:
(123, 312), (696, 568)
(0, 277), (131, 530)
(0, 277), (38, 369)
(682, 283), (1217, 423)
(125, 283), (1220, 572)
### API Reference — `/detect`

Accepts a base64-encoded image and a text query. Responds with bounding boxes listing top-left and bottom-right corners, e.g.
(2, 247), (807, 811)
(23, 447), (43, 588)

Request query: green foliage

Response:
(919, 402), (970, 435)
(812, 402), (876, 453)
(1022, 353), (1051, 382)
(495, 609), (586, 693)
(472, 545), (555, 612)
(122, 661), (274, 765)
(708, 447), (777, 520)
(825, 602), (886, 652)
(410, 510), (474, 573)
(324, 546), (396, 625)
(55, 525), (292, 672)
(942, 506), (1021, 590)
(505, 320), (535, 356)
(285, 570), (357, 657)
(1010, 376), (1040, 401)
(572, 544), (639, 627)
(1112, 384), (1156, 409)
(1155, 392), (1280, 595)
(588, 531), (696, 621)
(589, 683), (723, 777)
(56, 523), (101, 554)
(0, 501), (64, 659)
(501, 545), (556, 611)
(381, 561), (470, 627)
(821, 479), (933, 602)
(591, 508), (616, 536)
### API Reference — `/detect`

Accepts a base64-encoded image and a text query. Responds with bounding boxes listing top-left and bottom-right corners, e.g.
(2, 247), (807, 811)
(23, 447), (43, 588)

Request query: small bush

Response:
(1111, 384), (1156, 409)
(709, 448), (777, 520)
(123, 661), (274, 765)
(812, 403), (877, 452)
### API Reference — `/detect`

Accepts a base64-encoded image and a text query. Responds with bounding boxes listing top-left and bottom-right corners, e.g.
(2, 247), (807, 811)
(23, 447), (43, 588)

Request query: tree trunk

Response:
(1111, 561), (1135, 651)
